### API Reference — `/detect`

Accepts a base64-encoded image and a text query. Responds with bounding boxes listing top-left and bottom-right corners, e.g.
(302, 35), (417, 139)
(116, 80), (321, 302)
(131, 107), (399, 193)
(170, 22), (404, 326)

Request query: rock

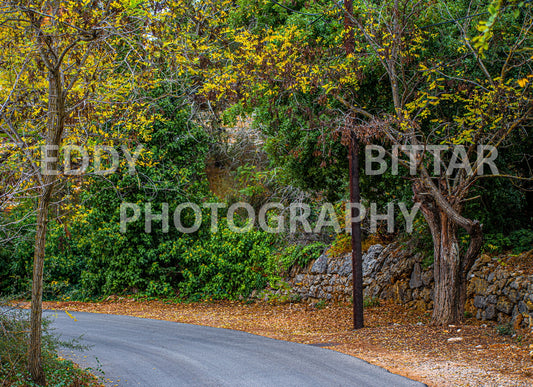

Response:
(473, 295), (487, 309)
(518, 301), (528, 314)
(339, 256), (352, 276)
(487, 295), (497, 304)
(362, 244), (384, 277)
(447, 337), (463, 342)
(483, 304), (496, 320)
(514, 313), (524, 331)
(422, 270), (433, 286)
(367, 243), (384, 258)
(311, 254), (328, 274)
(496, 296), (513, 315)
(420, 288), (432, 302)
(394, 281), (410, 303)
(508, 289), (519, 303)
(409, 263), (423, 289)
(497, 312), (511, 324)
(470, 277), (488, 295)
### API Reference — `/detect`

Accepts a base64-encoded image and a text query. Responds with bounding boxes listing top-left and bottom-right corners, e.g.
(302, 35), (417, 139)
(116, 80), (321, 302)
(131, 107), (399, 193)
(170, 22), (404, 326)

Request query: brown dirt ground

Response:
(18, 299), (533, 387)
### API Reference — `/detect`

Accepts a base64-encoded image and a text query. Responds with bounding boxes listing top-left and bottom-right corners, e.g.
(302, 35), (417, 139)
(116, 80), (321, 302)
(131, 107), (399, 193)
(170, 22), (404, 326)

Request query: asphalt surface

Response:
(45, 310), (426, 387)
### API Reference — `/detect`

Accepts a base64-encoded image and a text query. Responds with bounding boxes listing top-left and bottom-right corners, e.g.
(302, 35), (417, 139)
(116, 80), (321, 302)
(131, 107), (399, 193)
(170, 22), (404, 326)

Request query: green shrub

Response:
(314, 299), (327, 309)
(177, 221), (279, 300)
(495, 322), (514, 336)
(363, 296), (380, 308)
(279, 242), (326, 270)
(508, 229), (533, 254)
(0, 300), (96, 386)
(484, 229), (533, 254)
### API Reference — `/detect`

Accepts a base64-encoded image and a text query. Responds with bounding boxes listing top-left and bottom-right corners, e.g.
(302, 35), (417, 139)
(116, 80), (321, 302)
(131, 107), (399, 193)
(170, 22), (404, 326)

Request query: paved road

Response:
(45, 310), (425, 387)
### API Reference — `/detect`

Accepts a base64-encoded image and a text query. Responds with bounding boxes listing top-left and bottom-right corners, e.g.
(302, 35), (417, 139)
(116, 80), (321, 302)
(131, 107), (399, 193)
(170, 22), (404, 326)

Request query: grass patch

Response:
(363, 297), (381, 308)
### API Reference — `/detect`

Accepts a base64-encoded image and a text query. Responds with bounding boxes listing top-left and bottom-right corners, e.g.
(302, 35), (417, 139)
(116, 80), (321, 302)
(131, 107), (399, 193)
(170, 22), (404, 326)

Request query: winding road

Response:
(46, 310), (425, 386)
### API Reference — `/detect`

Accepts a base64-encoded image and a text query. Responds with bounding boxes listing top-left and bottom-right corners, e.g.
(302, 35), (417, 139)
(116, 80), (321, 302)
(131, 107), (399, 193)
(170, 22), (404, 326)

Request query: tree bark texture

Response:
(29, 66), (65, 385)
(414, 182), (483, 325)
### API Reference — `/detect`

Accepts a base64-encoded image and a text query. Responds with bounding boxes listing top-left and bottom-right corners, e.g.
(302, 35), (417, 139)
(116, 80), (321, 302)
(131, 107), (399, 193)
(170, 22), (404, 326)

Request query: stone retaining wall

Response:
(288, 242), (533, 326)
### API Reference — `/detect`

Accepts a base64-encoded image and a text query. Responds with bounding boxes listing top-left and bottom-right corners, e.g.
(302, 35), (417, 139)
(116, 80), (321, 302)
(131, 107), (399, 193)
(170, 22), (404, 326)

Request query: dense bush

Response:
(176, 221), (280, 300)
(1, 100), (290, 300)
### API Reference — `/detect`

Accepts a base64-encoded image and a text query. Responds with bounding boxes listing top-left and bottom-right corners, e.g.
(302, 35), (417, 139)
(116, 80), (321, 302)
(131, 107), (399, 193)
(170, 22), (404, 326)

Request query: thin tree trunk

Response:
(28, 183), (53, 385)
(349, 133), (364, 329)
(29, 66), (64, 385)
(344, 0), (364, 330)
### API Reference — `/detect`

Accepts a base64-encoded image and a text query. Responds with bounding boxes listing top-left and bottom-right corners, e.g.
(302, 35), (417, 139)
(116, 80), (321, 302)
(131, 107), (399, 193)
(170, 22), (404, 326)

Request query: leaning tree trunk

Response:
(415, 183), (484, 325)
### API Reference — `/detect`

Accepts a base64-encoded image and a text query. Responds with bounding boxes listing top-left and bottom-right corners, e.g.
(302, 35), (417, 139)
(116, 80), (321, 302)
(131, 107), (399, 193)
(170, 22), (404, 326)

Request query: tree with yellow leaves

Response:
(0, 1), (161, 383)
(168, 0), (532, 325)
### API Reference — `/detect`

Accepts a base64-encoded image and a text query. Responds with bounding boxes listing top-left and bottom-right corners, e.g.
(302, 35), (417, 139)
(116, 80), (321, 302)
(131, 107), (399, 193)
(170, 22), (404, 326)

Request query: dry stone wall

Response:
(288, 242), (533, 326)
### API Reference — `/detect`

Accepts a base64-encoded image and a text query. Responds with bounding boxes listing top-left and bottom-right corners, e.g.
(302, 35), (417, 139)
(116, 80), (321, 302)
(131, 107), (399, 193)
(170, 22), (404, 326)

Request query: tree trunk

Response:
(28, 183), (53, 385)
(29, 66), (64, 385)
(344, 0), (364, 330)
(348, 133), (364, 329)
(415, 184), (483, 325)
(431, 213), (464, 324)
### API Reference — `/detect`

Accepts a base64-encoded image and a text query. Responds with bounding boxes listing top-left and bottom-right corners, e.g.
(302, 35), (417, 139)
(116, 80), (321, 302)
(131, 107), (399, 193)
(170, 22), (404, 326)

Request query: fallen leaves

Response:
(18, 299), (533, 387)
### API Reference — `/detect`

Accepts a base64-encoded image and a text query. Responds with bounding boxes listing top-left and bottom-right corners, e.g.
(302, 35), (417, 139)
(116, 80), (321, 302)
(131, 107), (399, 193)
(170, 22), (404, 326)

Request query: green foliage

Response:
(0, 300), (96, 386)
(407, 217), (435, 269)
(279, 242), (326, 271)
(484, 229), (533, 254)
(176, 221), (279, 300)
(0, 96), (297, 302)
(363, 296), (381, 308)
(314, 299), (327, 309)
(327, 233), (352, 256)
(495, 322), (515, 336)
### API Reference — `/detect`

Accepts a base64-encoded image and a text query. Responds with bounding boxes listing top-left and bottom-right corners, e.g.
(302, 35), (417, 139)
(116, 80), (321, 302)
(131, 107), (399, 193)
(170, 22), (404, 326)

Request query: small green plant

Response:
(421, 254), (434, 269)
(495, 322), (514, 336)
(464, 311), (473, 319)
(363, 296), (380, 308)
(315, 299), (327, 309)
(289, 293), (302, 303)
(280, 242), (326, 270)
